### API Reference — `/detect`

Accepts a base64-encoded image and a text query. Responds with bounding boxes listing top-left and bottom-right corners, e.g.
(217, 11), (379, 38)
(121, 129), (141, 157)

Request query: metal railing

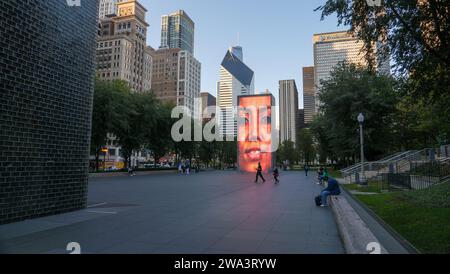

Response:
(340, 150), (420, 183)
(382, 159), (450, 190)
(341, 147), (450, 185)
(340, 151), (412, 174)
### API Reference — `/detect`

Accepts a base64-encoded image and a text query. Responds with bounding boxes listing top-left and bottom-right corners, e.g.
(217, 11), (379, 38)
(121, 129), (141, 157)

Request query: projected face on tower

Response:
(238, 95), (274, 173)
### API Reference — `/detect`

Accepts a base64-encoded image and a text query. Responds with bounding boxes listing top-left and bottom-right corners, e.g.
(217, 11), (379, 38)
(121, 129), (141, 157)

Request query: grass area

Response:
(327, 169), (342, 178)
(343, 182), (383, 193)
(354, 181), (450, 254)
(343, 180), (389, 193)
(289, 167), (342, 178)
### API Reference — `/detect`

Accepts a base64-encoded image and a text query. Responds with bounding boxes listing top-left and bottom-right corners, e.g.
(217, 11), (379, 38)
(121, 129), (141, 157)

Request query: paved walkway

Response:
(0, 171), (344, 254)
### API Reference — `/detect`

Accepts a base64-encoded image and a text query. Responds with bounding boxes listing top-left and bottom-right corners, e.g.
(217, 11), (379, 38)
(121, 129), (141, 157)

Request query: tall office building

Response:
(218, 47), (255, 137)
(297, 109), (306, 131)
(200, 92), (217, 119)
(0, 0), (98, 224)
(279, 80), (299, 144)
(302, 67), (316, 124)
(160, 10), (195, 55)
(313, 31), (390, 111)
(99, 0), (121, 19)
(150, 48), (201, 117)
(229, 46), (243, 62)
(96, 0), (153, 93)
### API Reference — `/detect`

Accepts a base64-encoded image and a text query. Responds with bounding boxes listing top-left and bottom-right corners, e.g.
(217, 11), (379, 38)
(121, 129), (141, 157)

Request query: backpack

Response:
(314, 195), (322, 206)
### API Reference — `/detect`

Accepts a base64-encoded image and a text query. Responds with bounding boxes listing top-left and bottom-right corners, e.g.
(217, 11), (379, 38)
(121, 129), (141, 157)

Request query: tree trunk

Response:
(95, 150), (100, 172)
(154, 154), (159, 168)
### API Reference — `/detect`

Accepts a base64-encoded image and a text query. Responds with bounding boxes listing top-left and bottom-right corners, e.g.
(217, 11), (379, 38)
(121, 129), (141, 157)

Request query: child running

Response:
(273, 167), (280, 184)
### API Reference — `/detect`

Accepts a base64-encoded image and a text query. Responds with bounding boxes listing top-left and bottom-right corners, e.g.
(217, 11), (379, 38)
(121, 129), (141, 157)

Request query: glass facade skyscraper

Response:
(218, 48), (255, 137)
(313, 31), (390, 112)
(160, 10), (195, 55)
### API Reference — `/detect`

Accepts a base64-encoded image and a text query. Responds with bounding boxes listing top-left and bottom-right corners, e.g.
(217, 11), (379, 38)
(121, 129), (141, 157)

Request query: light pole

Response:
(358, 113), (367, 185)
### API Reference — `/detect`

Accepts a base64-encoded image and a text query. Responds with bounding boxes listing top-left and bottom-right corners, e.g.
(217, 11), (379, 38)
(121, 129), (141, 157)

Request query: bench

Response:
(329, 195), (389, 254)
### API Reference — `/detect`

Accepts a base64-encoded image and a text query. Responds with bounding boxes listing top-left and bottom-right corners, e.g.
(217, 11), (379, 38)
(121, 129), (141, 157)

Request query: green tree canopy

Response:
(297, 128), (316, 165)
(312, 62), (398, 164)
(91, 79), (134, 170)
(317, 0), (450, 146)
(317, 0), (450, 90)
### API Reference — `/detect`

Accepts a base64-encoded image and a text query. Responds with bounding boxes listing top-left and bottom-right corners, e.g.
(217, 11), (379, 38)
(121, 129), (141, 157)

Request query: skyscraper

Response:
(279, 80), (299, 144)
(160, 10), (195, 55)
(297, 109), (306, 131)
(218, 47), (255, 137)
(313, 31), (390, 111)
(229, 46), (243, 62)
(98, 0), (126, 19)
(96, 0), (153, 93)
(302, 67), (315, 125)
(150, 48), (201, 117)
(200, 92), (217, 120)
(0, 0), (97, 224)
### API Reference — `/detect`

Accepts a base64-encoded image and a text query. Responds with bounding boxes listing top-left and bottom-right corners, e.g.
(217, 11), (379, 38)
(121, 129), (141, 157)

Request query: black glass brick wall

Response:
(0, 0), (98, 224)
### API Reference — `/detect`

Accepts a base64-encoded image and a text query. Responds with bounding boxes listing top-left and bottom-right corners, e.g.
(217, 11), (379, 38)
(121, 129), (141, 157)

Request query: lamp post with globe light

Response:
(358, 113), (367, 185)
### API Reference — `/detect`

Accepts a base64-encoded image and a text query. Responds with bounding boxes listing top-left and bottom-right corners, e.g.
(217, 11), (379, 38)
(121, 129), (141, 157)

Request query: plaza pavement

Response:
(0, 171), (345, 254)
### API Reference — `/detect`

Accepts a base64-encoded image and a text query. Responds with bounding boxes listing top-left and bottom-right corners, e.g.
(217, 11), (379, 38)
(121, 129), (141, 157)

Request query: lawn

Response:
(343, 180), (390, 193)
(327, 169), (342, 179)
(355, 181), (450, 254)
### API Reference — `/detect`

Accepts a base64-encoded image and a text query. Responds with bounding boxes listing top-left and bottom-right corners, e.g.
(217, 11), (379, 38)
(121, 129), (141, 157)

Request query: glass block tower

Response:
(0, 0), (98, 224)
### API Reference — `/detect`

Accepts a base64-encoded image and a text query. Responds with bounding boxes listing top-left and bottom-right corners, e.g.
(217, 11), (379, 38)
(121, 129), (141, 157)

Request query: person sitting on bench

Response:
(320, 176), (341, 207)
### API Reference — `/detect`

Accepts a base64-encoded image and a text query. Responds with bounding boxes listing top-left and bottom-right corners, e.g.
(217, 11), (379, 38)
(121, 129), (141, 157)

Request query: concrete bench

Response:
(329, 195), (389, 254)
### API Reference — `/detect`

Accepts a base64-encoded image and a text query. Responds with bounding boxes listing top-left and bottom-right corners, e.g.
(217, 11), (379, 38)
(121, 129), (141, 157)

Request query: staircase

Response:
(341, 146), (450, 191)
(341, 151), (416, 183)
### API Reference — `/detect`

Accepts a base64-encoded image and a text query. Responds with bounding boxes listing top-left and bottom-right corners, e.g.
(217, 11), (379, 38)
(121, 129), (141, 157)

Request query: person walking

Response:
(185, 160), (191, 175)
(128, 165), (133, 177)
(273, 167), (280, 184)
(317, 167), (324, 185)
(304, 164), (309, 177)
(255, 162), (266, 183)
(128, 165), (135, 177)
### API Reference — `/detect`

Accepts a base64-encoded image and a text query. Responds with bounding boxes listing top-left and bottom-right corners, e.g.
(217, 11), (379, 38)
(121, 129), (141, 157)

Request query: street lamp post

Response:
(358, 113), (367, 185)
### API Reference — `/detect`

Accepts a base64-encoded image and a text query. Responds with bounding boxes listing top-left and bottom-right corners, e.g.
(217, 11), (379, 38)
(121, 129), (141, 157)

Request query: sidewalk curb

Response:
(89, 170), (177, 178)
(340, 187), (420, 254)
(329, 194), (389, 254)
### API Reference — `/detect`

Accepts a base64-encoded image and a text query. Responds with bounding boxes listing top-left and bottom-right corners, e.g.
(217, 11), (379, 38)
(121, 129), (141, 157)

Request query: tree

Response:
(297, 128), (316, 165)
(113, 92), (142, 169)
(145, 101), (174, 168)
(317, 0), (450, 143)
(198, 120), (220, 168)
(90, 79), (132, 171)
(218, 138), (237, 169)
(277, 140), (296, 169)
(313, 62), (398, 164)
(310, 116), (334, 165)
(317, 0), (450, 84)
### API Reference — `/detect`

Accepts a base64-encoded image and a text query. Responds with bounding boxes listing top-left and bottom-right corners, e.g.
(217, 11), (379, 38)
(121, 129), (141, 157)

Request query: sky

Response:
(141, 0), (347, 108)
